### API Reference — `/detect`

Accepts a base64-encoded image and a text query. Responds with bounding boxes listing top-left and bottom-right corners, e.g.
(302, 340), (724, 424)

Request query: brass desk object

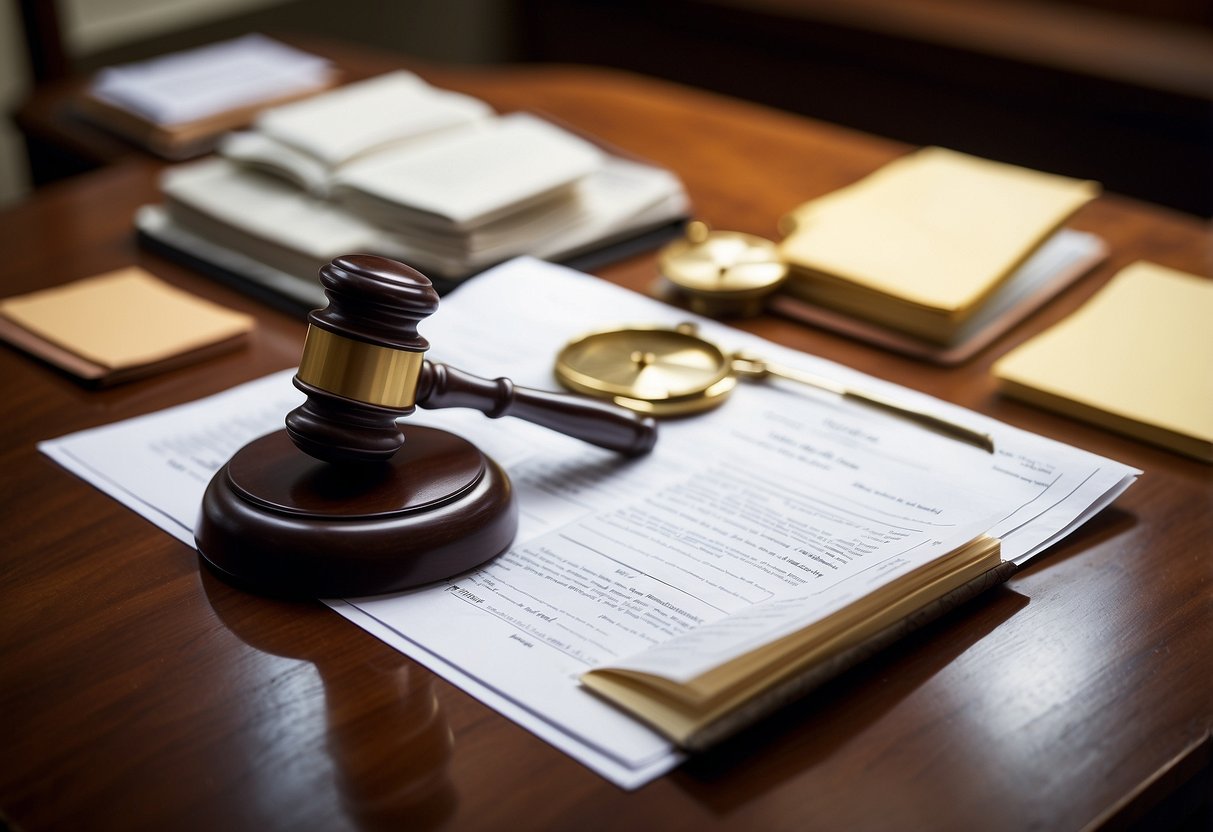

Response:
(195, 255), (657, 597)
(555, 322), (993, 451)
(658, 221), (788, 317)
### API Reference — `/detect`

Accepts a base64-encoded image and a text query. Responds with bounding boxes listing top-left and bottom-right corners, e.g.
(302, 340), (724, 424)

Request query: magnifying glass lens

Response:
(555, 327), (735, 413)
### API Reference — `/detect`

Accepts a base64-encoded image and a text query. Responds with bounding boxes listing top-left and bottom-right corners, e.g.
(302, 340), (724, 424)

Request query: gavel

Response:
(196, 255), (657, 598)
(285, 255), (656, 462)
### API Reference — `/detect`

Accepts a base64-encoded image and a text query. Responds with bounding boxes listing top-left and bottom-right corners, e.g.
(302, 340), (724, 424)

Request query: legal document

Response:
(41, 257), (1139, 788)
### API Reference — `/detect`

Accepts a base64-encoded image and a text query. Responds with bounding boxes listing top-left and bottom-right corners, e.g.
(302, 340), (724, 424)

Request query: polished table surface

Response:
(2, 40), (1211, 832)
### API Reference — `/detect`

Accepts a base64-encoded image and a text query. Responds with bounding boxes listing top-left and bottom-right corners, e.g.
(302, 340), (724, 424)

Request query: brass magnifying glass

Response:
(555, 323), (994, 452)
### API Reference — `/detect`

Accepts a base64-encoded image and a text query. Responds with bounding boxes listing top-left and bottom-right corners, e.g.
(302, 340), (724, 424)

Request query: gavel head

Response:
(286, 255), (440, 464)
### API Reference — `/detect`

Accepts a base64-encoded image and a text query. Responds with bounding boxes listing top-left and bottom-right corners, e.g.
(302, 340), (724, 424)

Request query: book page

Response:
(333, 113), (604, 229)
(219, 131), (334, 194)
(255, 70), (493, 167)
(40, 257), (1139, 787)
(161, 158), (383, 259)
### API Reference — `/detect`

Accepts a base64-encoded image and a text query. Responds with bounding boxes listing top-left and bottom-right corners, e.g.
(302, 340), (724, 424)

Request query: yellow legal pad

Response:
(993, 262), (1213, 462)
(0, 267), (254, 384)
(778, 147), (1099, 343)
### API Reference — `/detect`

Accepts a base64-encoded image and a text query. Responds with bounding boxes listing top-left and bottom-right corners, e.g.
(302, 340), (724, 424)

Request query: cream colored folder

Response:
(993, 261), (1213, 462)
(778, 147), (1099, 342)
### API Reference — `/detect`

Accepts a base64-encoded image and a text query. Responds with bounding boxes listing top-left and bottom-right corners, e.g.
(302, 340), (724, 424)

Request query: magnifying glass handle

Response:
(416, 362), (658, 457)
(733, 353), (994, 453)
(841, 389), (995, 453)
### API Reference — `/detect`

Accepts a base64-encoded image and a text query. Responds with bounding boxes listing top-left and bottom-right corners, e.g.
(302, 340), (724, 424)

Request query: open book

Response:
(138, 71), (689, 296)
(776, 148), (1101, 352)
(329, 113), (603, 237)
(218, 70), (493, 195)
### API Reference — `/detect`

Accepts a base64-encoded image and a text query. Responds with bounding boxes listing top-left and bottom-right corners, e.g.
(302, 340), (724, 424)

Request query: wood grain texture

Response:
(1, 40), (1210, 832)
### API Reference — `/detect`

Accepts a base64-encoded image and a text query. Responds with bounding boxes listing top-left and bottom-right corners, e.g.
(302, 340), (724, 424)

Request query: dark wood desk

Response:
(2, 48), (1210, 832)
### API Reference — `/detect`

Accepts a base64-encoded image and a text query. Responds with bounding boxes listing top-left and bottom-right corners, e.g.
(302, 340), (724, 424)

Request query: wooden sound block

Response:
(194, 254), (652, 598)
(196, 425), (517, 597)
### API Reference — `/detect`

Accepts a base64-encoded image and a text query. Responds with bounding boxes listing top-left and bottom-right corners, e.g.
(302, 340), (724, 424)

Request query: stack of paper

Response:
(153, 159), (394, 288)
(993, 261), (1213, 461)
(77, 35), (337, 159)
(139, 72), (689, 295)
(39, 256), (1140, 787)
(777, 147), (1101, 349)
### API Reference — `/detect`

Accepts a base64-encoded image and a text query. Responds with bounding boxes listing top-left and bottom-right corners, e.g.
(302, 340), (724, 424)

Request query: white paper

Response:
(90, 34), (333, 125)
(255, 70), (493, 168)
(152, 150), (687, 280)
(333, 112), (604, 229)
(161, 158), (382, 258)
(40, 257), (1139, 788)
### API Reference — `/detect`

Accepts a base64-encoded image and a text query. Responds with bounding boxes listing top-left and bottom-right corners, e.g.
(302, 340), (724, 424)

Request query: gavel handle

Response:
(415, 362), (657, 457)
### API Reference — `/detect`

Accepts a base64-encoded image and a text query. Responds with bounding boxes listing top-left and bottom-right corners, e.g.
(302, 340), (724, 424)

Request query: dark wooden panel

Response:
(517, 0), (1213, 216)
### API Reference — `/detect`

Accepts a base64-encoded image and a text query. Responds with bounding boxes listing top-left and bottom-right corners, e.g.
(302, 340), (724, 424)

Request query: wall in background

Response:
(6, 0), (1211, 214)
(3, 0), (294, 205)
(518, 0), (1213, 216)
(60, 0), (289, 56)
(1, 0), (31, 205)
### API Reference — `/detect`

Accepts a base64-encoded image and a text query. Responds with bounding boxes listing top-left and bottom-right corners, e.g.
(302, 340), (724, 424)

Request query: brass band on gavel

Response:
(295, 325), (425, 409)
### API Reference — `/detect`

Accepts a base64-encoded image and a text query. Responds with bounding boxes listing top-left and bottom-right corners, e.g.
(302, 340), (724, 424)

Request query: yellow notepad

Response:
(778, 147), (1099, 342)
(993, 262), (1213, 462)
(0, 267), (254, 384)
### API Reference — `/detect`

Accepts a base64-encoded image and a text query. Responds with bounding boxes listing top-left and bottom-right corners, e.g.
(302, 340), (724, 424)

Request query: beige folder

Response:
(993, 261), (1213, 461)
(0, 267), (254, 385)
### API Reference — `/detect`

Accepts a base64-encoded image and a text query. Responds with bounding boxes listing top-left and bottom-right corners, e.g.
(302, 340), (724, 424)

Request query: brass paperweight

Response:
(658, 220), (788, 317)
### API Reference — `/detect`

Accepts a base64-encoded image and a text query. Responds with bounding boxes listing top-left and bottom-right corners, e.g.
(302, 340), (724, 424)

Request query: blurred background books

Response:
(131, 68), (689, 305)
(75, 34), (338, 159)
